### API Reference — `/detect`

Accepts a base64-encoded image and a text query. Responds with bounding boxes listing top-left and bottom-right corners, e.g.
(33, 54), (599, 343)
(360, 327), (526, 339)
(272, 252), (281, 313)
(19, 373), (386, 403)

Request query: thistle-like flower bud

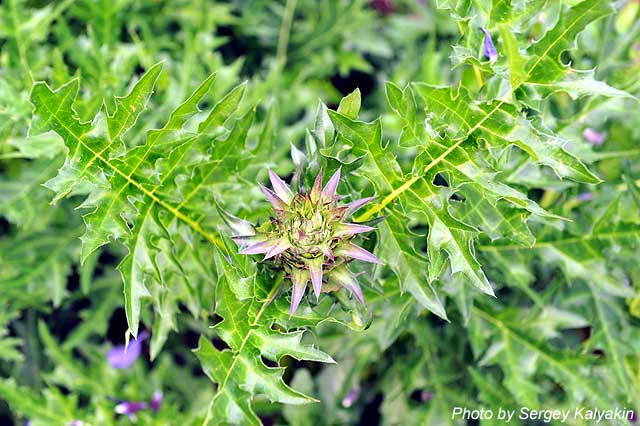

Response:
(229, 168), (379, 316)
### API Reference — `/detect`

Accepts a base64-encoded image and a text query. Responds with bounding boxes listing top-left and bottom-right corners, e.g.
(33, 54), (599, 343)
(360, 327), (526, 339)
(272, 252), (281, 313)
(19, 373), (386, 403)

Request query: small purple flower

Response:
(342, 388), (359, 408)
(583, 128), (605, 145)
(107, 330), (149, 369)
(115, 401), (149, 419)
(371, 0), (394, 15)
(630, 410), (637, 423)
(150, 390), (163, 412)
(577, 192), (594, 201)
(23, 420), (31, 426)
(482, 28), (498, 62)
(66, 421), (84, 426)
(420, 391), (434, 402)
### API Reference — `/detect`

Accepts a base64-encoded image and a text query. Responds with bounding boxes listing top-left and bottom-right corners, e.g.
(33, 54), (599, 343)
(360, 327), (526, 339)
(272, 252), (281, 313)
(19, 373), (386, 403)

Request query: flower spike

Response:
(310, 170), (323, 202)
(290, 269), (309, 316)
(268, 169), (294, 204)
(335, 243), (382, 264)
(343, 196), (374, 217)
(333, 223), (375, 237)
(322, 168), (341, 200)
(259, 184), (288, 210)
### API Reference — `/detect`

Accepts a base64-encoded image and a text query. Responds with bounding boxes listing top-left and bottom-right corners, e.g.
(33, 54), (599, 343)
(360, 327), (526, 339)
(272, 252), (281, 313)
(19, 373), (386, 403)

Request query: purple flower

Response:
(583, 128), (605, 145)
(630, 410), (637, 423)
(342, 388), (359, 408)
(115, 401), (149, 419)
(577, 192), (594, 201)
(107, 330), (149, 369)
(482, 28), (498, 62)
(150, 390), (163, 412)
(371, 0), (394, 15)
(66, 421), (84, 426)
(420, 391), (433, 402)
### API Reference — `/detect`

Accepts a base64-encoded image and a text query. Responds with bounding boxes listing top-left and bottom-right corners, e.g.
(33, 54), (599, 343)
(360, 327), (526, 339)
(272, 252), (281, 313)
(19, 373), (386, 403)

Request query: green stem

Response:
(276, 0), (297, 71)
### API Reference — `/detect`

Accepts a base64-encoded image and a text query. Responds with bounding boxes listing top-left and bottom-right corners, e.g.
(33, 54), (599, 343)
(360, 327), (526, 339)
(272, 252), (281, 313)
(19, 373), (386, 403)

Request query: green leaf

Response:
(377, 213), (448, 320)
(0, 158), (61, 229)
(337, 88), (361, 120)
(498, 25), (527, 89)
(0, 380), (66, 424)
(525, 0), (614, 83)
(411, 83), (601, 184)
(29, 66), (251, 339)
(472, 307), (620, 412)
(194, 264), (334, 426)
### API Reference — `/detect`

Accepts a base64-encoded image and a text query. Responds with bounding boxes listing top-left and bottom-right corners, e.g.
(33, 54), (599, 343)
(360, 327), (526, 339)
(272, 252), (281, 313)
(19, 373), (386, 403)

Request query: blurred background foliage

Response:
(0, 0), (639, 425)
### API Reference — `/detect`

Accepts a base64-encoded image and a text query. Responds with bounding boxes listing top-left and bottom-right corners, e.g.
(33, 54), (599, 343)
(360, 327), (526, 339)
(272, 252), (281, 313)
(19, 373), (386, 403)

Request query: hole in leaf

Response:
(212, 337), (230, 351)
(261, 355), (278, 369)
(449, 192), (465, 202)
(433, 173), (448, 187)
(211, 313), (224, 326)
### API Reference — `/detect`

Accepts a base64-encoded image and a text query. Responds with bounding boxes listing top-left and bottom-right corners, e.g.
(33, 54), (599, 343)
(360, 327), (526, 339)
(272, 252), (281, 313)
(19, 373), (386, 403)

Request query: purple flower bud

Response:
(583, 128), (605, 145)
(115, 401), (149, 419)
(343, 197), (375, 217)
(334, 243), (382, 264)
(322, 168), (341, 200)
(150, 391), (163, 412)
(482, 28), (498, 62)
(236, 169), (380, 314)
(268, 170), (294, 204)
(259, 184), (288, 211)
(342, 388), (359, 408)
(107, 330), (149, 369)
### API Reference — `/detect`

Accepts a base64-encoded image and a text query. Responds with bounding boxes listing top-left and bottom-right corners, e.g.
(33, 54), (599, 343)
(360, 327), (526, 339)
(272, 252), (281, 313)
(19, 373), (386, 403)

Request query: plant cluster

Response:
(0, 0), (639, 425)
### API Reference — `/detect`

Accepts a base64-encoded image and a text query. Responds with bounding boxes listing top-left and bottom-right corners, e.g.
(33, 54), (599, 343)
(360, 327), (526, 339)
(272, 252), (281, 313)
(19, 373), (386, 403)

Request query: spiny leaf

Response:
(29, 66), (251, 339)
(472, 306), (620, 414)
(194, 260), (333, 426)
(525, 0), (614, 83)
(411, 83), (601, 184)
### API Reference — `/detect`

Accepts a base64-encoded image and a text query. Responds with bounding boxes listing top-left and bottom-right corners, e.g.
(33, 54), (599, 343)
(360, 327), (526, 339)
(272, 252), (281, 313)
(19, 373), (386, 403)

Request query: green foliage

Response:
(1, 0), (639, 425)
